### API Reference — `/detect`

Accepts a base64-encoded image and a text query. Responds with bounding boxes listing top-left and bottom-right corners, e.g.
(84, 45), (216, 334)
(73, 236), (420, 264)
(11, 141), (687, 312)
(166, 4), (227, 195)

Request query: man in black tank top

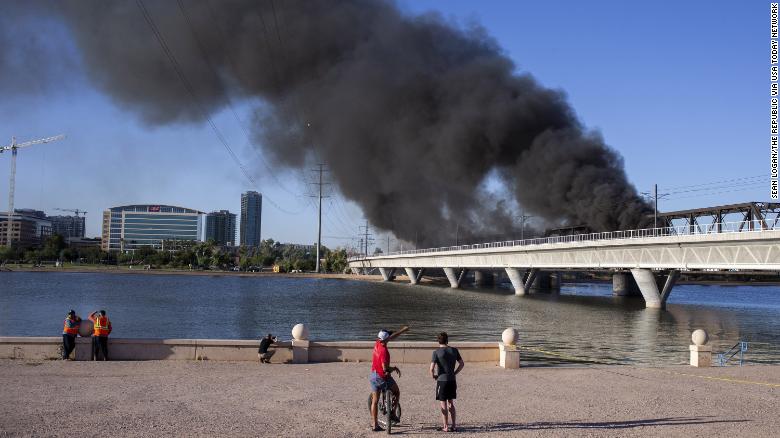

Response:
(429, 332), (465, 432)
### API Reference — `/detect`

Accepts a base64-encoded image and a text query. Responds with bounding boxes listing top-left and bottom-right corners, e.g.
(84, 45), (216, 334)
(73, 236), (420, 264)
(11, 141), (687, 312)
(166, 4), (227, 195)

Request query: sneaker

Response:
(371, 425), (384, 432)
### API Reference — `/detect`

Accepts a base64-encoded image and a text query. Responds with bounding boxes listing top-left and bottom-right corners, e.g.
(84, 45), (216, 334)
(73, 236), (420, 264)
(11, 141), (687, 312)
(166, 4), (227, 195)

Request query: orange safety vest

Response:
(93, 315), (111, 337)
(63, 317), (80, 335)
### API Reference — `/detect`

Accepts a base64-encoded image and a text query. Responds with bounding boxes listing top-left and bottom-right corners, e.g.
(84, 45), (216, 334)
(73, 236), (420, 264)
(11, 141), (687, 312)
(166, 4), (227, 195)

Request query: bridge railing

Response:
(348, 219), (779, 260)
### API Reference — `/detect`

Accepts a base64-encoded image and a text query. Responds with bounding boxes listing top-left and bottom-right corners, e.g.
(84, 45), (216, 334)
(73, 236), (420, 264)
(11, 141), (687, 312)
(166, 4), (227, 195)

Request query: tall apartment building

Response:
(205, 210), (237, 246)
(101, 204), (203, 252)
(49, 215), (86, 239)
(240, 191), (262, 247)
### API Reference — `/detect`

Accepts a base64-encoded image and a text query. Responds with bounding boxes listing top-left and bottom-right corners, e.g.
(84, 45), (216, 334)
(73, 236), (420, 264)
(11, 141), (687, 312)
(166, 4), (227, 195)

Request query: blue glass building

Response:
(101, 204), (203, 251)
(240, 191), (262, 247)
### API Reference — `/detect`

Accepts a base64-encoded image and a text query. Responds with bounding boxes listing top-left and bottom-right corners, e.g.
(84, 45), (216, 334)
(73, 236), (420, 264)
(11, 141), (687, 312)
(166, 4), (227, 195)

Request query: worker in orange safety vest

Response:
(89, 310), (112, 361)
(62, 310), (81, 360)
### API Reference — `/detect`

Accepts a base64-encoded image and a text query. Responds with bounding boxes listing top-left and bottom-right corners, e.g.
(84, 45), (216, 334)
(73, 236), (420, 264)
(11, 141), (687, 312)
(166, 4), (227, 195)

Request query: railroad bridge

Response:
(348, 217), (780, 309)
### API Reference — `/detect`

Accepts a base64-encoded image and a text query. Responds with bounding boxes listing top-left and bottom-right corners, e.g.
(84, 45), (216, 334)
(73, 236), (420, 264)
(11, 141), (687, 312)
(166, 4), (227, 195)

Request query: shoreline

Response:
(0, 265), (380, 281)
(2, 265), (779, 286)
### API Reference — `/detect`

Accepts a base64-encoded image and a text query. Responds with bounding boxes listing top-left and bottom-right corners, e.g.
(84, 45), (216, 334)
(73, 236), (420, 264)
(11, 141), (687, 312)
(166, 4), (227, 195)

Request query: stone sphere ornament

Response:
(78, 319), (93, 337)
(691, 329), (709, 346)
(502, 328), (518, 346)
(291, 323), (309, 341)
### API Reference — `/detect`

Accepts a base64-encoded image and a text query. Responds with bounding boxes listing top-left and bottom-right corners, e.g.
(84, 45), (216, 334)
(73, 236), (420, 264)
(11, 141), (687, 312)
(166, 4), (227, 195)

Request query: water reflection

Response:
(0, 272), (778, 365)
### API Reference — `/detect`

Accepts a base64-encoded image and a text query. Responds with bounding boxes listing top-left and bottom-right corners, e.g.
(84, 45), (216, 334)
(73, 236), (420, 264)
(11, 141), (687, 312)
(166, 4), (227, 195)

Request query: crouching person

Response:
(258, 334), (277, 363)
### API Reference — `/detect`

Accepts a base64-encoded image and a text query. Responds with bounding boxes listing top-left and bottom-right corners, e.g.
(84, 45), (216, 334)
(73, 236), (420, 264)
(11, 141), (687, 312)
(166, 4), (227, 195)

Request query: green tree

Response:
(40, 234), (66, 260)
(323, 248), (348, 273)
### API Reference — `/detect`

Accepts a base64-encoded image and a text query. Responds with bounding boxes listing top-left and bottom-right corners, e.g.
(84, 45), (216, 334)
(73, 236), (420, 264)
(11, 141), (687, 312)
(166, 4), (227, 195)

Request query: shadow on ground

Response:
(397, 416), (749, 434)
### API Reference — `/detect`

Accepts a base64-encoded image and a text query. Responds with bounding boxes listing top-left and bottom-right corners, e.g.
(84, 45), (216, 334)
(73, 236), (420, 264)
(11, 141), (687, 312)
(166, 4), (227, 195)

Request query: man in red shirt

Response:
(369, 327), (407, 432)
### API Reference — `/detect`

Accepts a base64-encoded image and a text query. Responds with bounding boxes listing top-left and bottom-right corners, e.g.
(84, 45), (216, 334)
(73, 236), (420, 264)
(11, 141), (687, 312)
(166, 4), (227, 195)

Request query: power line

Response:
(136, 0), (300, 215)
(664, 182), (766, 201)
(660, 174), (769, 192)
(196, 0), (303, 199)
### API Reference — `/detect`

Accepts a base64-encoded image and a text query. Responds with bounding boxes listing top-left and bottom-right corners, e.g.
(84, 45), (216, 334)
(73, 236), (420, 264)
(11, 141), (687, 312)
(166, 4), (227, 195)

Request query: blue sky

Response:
(0, 1), (770, 247)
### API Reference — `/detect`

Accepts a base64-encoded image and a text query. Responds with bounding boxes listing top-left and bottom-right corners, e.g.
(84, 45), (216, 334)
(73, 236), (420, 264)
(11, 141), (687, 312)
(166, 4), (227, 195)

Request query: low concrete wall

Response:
(308, 341), (498, 363)
(0, 337), (62, 360)
(0, 337), (498, 363)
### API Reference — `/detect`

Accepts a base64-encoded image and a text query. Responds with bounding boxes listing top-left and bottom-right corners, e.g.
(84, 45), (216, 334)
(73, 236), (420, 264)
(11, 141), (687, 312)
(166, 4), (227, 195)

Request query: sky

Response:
(0, 0), (771, 249)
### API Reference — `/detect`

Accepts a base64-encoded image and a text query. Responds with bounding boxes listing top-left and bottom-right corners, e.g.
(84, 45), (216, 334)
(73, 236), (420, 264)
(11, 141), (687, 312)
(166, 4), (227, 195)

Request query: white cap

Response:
(377, 330), (390, 341)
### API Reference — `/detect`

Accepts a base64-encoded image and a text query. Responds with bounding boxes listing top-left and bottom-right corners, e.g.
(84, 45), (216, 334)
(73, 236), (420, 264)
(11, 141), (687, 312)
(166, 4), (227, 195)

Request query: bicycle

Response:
(367, 379), (401, 434)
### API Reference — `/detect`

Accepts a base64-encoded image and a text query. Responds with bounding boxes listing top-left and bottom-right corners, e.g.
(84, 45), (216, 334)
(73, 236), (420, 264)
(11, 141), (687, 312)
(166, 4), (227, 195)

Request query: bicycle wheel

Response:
(385, 388), (393, 434)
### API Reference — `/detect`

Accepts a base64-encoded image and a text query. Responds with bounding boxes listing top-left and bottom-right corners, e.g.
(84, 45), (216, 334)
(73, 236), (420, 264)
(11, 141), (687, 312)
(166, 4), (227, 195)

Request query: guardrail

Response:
(717, 341), (749, 366)
(349, 220), (780, 261)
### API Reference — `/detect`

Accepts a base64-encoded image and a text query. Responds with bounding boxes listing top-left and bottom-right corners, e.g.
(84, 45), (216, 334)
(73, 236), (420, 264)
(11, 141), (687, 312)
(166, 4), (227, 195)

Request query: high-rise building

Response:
(205, 210), (237, 246)
(0, 210), (52, 248)
(101, 204), (203, 252)
(240, 191), (262, 247)
(49, 215), (86, 239)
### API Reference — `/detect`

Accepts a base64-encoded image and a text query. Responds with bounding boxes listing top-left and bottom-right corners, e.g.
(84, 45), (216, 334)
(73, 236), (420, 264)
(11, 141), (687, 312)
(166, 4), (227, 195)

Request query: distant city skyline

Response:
(0, 1), (769, 248)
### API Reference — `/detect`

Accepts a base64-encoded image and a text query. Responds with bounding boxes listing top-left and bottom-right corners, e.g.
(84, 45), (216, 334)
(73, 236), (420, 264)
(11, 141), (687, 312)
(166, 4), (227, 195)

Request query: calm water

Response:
(1, 272), (779, 366)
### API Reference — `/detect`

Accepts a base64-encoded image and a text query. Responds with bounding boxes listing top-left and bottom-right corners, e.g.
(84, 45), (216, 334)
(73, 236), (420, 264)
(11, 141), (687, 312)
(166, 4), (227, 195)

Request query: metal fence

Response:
(348, 220), (780, 261)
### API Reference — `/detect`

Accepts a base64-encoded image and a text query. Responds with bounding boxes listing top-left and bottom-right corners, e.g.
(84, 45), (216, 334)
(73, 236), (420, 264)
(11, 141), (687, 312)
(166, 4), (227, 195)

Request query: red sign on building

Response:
(148, 205), (161, 212)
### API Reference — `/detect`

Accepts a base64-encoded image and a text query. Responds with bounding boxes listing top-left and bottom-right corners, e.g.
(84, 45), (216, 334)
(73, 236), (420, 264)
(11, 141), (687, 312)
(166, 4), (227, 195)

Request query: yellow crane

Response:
(1, 134), (65, 247)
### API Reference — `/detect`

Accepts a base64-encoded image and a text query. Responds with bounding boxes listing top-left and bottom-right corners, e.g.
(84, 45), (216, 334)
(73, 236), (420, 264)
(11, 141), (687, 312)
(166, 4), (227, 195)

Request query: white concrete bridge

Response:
(348, 220), (780, 309)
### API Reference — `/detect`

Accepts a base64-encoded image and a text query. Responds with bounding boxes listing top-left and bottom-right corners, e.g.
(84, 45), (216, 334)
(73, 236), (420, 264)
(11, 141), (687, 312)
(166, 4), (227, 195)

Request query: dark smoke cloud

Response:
(5, 0), (651, 246)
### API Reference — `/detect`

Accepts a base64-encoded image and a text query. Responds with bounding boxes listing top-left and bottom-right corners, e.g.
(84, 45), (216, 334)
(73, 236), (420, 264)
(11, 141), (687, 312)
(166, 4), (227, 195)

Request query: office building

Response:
(49, 215), (86, 239)
(205, 210), (237, 246)
(0, 210), (52, 247)
(101, 204), (203, 252)
(240, 191), (262, 247)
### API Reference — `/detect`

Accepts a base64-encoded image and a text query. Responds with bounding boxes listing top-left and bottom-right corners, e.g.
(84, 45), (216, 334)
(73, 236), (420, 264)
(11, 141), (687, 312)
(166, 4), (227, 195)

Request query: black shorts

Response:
(435, 380), (457, 401)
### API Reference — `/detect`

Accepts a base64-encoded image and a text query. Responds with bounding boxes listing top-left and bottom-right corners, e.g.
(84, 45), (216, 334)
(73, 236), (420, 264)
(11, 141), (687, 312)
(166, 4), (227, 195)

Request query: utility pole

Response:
(1, 135), (65, 247)
(654, 183), (658, 229)
(641, 184), (669, 232)
(309, 164), (330, 272)
(359, 220), (373, 257)
(518, 211), (534, 241)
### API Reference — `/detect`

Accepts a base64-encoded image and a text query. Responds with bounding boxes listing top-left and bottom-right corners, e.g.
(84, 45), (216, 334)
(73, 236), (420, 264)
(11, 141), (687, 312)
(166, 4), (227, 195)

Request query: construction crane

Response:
(0, 134), (65, 247)
(54, 208), (87, 217)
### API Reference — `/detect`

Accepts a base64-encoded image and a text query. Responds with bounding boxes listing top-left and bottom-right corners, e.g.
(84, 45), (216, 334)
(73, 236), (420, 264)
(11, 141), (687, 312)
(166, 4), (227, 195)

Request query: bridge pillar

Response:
(443, 268), (466, 288)
(404, 268), (419, 285)
(530, 271), (560, 293)
(474, 270), (494, 287)
(524, 268), (539, 294)
(660, 269), (680, 306)
(378, 267), (396, 282)
(506, 268), (538, 295)
(612, 272), (641, 297)
(630, 269), (680, 309)
(505, 268), (525, 295)
(631, 269), (661, 308)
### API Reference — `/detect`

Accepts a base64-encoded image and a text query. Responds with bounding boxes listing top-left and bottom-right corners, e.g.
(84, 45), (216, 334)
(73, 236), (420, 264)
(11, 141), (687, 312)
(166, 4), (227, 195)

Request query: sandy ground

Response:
(0, 360), (777, 437)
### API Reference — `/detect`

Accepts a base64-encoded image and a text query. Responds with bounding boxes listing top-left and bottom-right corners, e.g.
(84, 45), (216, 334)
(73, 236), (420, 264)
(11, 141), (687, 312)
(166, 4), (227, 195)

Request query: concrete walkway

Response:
(0, 359), (777, 437)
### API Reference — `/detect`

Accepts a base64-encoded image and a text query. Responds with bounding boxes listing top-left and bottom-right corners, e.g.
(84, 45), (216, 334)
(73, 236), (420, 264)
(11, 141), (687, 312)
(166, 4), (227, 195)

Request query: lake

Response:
(1, 272), (778, 366)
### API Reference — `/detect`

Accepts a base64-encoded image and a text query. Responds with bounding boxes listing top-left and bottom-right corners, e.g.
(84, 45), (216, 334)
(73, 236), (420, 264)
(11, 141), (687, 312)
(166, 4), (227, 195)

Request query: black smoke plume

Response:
(3, 0), (651, 246)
